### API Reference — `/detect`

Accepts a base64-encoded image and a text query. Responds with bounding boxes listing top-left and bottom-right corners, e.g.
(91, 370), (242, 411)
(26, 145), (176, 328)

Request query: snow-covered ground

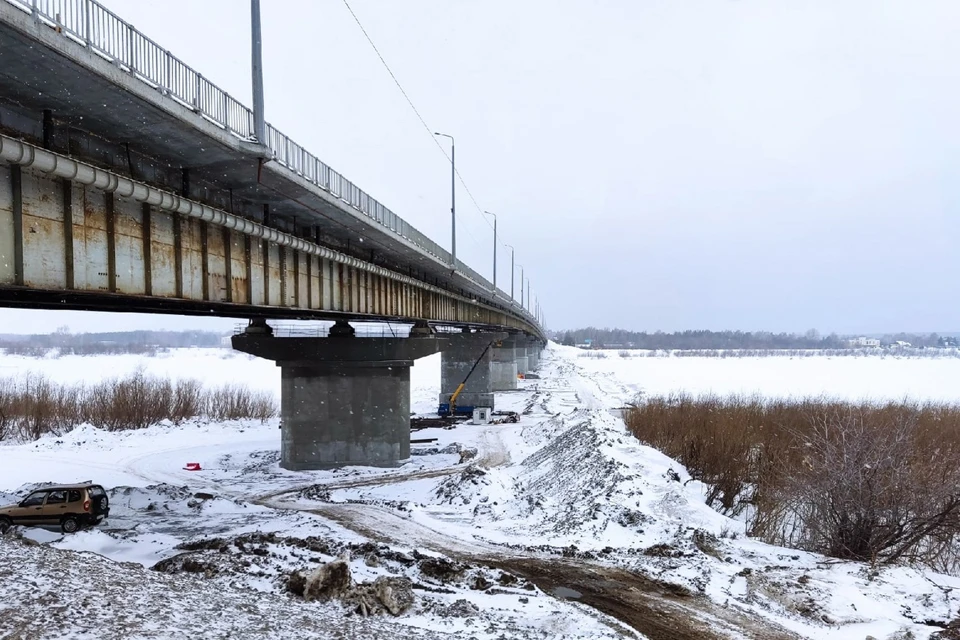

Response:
(576, 350), (960, 403)
(0, 348), (442, 413)
(1, 345), (958, 639)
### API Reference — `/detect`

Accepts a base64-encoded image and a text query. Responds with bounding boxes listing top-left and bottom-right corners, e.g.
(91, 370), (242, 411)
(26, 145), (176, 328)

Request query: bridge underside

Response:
(0, 159), (529, 329)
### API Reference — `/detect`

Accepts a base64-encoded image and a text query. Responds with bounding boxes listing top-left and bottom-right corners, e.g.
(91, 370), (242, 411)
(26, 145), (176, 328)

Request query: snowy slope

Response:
(1, 346), (958, 638)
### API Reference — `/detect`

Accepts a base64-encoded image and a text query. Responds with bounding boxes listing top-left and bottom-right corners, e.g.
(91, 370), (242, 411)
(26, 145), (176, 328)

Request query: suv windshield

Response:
(21, 492), (46, 507)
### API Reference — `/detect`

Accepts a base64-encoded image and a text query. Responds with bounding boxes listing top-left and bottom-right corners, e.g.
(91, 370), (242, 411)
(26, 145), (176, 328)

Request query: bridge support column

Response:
(438, 333), (505, 415)
(515, 337), (530, 377)
(233, 330), (447, 469)
(490, 336), (518, 391)
(527, 340), (541, 371)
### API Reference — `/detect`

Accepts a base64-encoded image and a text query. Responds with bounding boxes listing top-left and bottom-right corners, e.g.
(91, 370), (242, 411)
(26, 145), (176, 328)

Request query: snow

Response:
(0, 345), (958, 638)
(0, 347), (442, 408)
(577, 349), (960, 403)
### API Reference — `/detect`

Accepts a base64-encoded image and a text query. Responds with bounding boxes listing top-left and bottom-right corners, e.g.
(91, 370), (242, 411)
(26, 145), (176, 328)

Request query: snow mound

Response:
(0, 536), (453, 639)
(431, 403), (732, 551)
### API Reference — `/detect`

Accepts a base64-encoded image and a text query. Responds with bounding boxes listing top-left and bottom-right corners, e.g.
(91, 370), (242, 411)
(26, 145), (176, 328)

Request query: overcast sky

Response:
(4, 0), (958, 334)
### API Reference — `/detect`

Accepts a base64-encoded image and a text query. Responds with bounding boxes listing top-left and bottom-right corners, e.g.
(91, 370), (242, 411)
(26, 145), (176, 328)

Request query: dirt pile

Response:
(302, 552), (353, 601)
(287, 552), (416, 617)
(150, 531), (525, 620)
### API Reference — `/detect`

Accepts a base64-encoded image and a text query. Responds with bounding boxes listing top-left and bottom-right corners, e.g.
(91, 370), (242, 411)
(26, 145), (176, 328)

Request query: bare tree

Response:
(776, 406), (960, 564)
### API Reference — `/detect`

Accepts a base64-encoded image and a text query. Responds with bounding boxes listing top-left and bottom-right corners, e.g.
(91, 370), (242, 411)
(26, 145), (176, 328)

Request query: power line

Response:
(341, 0), (440, 155)
(340, 0), (497, 242)
(342, 1), (532, 306)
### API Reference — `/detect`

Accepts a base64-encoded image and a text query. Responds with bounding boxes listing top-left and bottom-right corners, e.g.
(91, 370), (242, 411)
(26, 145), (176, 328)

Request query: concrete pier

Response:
(233, 323), (448, 470)
(438, 332), (506, 415)
(515, 345), (529, 378)
(527, 340), (541, 371)
(490, 336), (519, 391)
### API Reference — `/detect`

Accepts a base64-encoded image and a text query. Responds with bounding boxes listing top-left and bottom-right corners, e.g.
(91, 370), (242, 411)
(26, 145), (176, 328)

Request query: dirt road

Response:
(258, 463), (802, 640)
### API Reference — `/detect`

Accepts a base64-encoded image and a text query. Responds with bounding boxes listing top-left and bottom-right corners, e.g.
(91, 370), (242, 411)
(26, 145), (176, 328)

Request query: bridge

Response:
(0, 0), (545, 469)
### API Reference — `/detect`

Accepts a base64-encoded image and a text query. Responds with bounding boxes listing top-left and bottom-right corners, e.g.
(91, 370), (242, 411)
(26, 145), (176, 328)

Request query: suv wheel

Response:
(0, 517), (11, 533)
(61, 516), (79, 534)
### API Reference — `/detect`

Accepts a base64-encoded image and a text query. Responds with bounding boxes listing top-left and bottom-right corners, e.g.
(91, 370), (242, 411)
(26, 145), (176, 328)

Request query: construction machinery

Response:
(440, 341), (496, 417)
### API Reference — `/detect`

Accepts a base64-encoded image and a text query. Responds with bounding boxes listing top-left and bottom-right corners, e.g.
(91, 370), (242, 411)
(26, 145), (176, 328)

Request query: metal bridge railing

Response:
(4, 0), (539, 328)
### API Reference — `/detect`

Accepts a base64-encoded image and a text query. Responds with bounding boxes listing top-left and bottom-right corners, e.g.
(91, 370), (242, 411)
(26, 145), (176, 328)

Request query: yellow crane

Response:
(445, 340), (497, 416)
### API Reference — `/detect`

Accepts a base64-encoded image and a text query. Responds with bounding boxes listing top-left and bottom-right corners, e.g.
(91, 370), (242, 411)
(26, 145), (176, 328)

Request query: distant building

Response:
(850, 337), (881, 348)
(894, 340), (912, 348)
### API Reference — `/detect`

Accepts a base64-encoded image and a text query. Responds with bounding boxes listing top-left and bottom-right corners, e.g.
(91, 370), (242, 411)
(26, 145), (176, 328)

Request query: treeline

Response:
(0, 329), (226, 356)
(556, 328), (952, 350)
(581, 348), (960, 359)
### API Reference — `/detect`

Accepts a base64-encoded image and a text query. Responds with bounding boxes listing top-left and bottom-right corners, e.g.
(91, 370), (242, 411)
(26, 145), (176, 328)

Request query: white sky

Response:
(3, 0), (958, 334)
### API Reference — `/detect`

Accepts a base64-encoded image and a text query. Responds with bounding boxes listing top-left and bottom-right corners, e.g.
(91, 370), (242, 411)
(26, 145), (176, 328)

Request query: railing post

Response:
(222, 92), (229, 131)
(31, 0), (37, 20)
(84, 1), (91, 46)
(194, 73), (201, 112)
(164, 51), (171, 96)
(127, 24), (135, 73)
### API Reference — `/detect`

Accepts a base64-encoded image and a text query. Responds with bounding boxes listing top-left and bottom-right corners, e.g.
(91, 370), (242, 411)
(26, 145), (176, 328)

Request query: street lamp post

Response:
(517, 264), (524, 310)
(433, 132), (456, 266)
(250, 0), (266, 145)
(484, 211), (497, 292)
(504, 244), (515, 301)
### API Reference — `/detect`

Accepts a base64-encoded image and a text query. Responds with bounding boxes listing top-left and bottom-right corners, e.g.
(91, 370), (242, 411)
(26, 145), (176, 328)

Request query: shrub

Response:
(14, 373), (82, 440)
(578, 351), (608, 359)
(172, 378), (205, 423)
(86, 369), (174, 431)
(0, 371), (277, 440)
(775, 407), (960, 564)
(206, 384), (277, 422)
(625, 396), (960, 569)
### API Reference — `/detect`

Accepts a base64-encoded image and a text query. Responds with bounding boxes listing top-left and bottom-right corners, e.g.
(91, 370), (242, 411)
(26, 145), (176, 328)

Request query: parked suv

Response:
(0, 483), (110, 533)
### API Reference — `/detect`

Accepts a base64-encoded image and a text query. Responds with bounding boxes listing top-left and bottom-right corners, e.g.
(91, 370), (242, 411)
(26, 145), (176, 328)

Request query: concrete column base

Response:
(438, 391), (495, 414)
(527, 344), (541, 371)
(232, 332), (449, 470)
(280, 362), (410, 469)
(438, 333), (505, 415)
(490, 337), (518, 391)
(515, 354), (529, 376)
(490, 361), (518, 390)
